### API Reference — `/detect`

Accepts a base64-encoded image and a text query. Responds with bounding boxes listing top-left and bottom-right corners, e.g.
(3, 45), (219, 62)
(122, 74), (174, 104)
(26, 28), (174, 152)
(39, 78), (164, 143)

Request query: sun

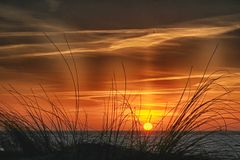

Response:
(143, 122), (153, 131)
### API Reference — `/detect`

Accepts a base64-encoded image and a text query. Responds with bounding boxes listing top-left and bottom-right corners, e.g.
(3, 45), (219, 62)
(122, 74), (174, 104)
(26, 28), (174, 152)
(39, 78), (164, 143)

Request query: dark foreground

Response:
(0, 143), (213, 160)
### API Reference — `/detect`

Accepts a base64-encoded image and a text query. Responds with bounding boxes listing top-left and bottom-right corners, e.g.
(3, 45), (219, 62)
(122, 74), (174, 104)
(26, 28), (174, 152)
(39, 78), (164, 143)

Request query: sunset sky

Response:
(0, 0), (240, 130)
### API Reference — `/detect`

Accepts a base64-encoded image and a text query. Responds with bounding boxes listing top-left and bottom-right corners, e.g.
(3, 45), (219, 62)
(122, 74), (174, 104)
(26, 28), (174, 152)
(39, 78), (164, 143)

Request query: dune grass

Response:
(0, 37), (239, 160)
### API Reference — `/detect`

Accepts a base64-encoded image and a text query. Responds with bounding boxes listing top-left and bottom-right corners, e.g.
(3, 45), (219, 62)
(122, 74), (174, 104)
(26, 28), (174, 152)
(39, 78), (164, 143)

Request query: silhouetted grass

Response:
(97, 44), (240, 159)
(0, 38), (239, 160)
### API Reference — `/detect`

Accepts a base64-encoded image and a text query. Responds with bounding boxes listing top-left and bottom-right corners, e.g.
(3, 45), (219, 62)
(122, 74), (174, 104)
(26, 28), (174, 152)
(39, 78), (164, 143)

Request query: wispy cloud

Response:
(109, 26), (240, 50)
(0, 4), (67, 31)
(0, 25), (239, 60)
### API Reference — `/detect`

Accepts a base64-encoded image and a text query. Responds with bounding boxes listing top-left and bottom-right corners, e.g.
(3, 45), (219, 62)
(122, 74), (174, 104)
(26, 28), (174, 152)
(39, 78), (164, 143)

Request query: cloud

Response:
(0, 6), (240, 97)
(181, 14), (240, 27)
(0, 25), (239, 60)
(108, 26), (240, 50)
(0, 4), (67, 32)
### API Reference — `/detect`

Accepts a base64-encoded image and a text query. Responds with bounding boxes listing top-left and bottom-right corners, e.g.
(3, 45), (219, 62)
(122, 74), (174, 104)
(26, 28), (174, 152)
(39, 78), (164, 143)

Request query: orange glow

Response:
(136, 109), (164, 123)
(0, 18), (240, 131)
(143, 122), (153, 131)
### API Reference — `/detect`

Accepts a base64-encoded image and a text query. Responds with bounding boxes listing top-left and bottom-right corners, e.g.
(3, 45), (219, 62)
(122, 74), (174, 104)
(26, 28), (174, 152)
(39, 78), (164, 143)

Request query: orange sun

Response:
(143, 122), (153, 131)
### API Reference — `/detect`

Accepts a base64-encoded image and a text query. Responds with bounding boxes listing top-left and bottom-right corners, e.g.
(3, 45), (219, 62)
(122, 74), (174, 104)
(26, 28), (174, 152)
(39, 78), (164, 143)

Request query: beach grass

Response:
(0, 37), (239, 160)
